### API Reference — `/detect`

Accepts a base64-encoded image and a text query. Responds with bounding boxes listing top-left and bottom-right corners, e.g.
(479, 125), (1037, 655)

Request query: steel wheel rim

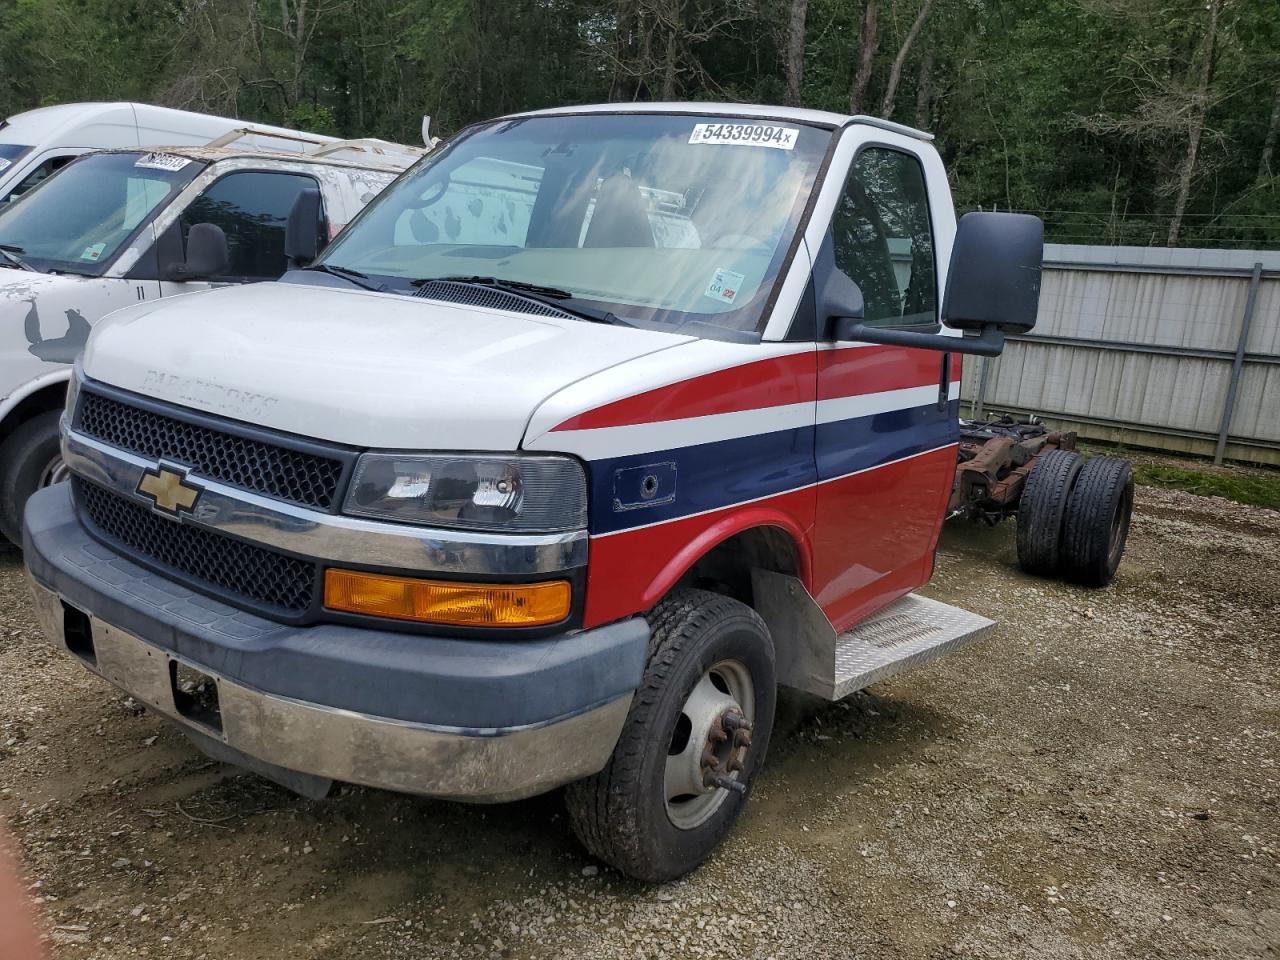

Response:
(40, 454), (70, 488)
(663, 658), (755, 831)
(1107, 484), (1133, 568)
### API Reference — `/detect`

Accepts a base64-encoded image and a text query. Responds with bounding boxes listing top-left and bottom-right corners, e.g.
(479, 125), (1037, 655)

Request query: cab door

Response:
(809, 144), (959, 631)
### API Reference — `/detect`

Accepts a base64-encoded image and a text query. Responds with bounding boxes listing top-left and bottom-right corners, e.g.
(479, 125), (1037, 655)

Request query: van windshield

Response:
(0, 143), (31, 171)
(317, 113), (832, 336)
(0, 151), (204, 276)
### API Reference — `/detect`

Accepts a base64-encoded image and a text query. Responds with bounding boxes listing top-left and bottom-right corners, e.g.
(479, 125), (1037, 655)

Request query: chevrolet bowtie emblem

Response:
(136, 465), (201, 516)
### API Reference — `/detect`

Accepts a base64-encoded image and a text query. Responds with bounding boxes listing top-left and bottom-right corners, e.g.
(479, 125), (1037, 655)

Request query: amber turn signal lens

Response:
(323, 569), (571, 627)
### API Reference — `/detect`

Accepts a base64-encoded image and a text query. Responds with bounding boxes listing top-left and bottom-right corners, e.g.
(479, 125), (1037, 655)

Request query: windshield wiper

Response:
(302, 263), (386, 292)
(0, 243), (36, 272)
(411, 275), (631, 326)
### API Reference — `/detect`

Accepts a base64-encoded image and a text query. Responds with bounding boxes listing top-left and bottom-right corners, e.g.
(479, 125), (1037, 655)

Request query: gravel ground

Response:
(0, 483), (1277, 960)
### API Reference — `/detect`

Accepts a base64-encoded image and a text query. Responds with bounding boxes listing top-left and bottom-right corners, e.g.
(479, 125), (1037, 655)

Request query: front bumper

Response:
(24, 484), (648, 802)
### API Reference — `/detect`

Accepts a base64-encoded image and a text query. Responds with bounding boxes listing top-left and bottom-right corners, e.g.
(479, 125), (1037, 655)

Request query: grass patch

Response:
(1130, 463), (1280, 511)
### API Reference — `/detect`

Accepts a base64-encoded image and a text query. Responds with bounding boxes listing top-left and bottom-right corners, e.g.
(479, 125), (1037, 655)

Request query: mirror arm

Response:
(837, 320), (1007, 357)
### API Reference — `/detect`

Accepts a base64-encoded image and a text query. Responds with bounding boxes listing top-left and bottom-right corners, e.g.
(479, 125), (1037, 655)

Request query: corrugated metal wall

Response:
(962, 245), (1280, 465)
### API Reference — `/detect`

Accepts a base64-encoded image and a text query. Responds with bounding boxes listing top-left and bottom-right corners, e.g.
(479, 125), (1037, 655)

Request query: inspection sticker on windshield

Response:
(134, 153), (191, 172)
(79, 242), (107, 262)
(705, 267), (746, 305)
(689, 123), (798, 150)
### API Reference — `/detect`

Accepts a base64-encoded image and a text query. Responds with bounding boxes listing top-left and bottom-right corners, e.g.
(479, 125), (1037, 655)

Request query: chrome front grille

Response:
(75, 479), (317, 615)
(76, 388), (349, 511)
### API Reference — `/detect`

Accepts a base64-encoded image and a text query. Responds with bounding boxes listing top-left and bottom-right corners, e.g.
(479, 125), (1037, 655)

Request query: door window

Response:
(180, 171), (317, 281)
(831, 147), (937, 328)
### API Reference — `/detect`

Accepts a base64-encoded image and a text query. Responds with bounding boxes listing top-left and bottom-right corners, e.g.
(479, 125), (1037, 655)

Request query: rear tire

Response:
(1016, 448), (1083, 577)
(0, 411), (66, 546)
(1060, 456), (1134, 587)
(565, 588), (776, 882)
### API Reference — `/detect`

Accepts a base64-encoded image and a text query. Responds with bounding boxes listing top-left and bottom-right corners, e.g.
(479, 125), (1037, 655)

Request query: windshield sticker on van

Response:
(689, 123), (798, 150)
(0, 158), (11, 173)
(704, 267), (746, 304)
(134, 153), (192, 172)
(80, 242), (107, 262)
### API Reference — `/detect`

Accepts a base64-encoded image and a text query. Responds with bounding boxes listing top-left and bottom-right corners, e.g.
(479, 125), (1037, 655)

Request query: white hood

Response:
(82, 281), (692, 450)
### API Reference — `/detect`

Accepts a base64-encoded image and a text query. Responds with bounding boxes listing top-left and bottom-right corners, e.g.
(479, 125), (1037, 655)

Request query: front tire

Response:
(0, 411), (66, 545)
(566, 589), (776, 882)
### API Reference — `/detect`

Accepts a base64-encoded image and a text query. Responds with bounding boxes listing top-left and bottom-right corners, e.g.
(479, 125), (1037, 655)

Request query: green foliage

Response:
(1, 0), (1276, 248)
(1131, 463), (1280, 511)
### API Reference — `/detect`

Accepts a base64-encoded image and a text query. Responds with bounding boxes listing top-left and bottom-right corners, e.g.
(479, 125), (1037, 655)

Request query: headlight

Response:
(345, 453), (587, 532)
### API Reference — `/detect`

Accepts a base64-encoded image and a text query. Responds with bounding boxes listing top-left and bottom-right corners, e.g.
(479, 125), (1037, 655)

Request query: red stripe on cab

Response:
(554, 344), (962, 434)
(817, 344), (958, 400)
(552, 352), (817, 431)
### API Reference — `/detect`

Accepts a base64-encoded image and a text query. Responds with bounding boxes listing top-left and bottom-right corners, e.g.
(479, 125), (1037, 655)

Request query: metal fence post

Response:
(1214, 261), (1264, 464)
(974, 355), (992, 419)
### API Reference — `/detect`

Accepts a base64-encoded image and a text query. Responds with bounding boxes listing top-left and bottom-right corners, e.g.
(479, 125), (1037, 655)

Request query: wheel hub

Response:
(664, 660), (755, 829)
(41, 454), (69, 488)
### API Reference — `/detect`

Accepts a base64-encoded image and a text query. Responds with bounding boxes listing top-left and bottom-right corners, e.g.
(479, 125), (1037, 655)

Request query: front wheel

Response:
(566, 589), (776, 882)
(0, 410), (67, 545)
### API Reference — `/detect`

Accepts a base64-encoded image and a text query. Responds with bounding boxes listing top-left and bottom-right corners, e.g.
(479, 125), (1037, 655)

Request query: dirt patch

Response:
(1, 483), (1277, 959)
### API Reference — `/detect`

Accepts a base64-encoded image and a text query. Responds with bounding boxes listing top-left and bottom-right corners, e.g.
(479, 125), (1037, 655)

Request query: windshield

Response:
(318, 113), (832, 335)
(0, 143), (31, 174)
(0, 151), (204, 275)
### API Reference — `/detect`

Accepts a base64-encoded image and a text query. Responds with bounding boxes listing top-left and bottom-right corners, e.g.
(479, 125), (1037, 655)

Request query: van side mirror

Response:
(831, 212), (1044, 357)
(284, 187), (326, 268)
(164, 223), (229, 281)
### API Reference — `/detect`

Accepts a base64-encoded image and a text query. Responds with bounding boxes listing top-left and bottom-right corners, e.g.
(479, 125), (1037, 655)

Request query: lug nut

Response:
(706, 773), (747, 794)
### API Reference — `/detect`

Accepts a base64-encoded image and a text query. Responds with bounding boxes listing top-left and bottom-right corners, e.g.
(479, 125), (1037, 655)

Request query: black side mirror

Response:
(942, 212), (1043, 335)
(831, 211), (1044, 357)
(823, 268), (865, 338)
(285, 188), (325, 268)
(164, 223), (229, 281)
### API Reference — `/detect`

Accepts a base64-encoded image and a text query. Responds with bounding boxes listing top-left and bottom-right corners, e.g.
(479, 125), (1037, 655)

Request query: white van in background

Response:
(0, 130), (424, 543)
(0, 102), (341, 205)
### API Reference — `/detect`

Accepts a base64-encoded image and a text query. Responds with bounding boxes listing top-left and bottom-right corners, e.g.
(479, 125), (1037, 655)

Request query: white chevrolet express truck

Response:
(0, 134), (422, 543)
(23, 103), (1105, 881)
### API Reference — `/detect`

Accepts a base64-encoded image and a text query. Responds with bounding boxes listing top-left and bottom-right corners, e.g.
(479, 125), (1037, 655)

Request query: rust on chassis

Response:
(949, 415), (1078, 522)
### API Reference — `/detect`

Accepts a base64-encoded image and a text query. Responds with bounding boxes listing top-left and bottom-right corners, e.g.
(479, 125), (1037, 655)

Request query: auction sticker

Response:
(689, 123), (798, 150)
(79, 242), (107, 262)
(135, 153), (192, 172)
(705, 267), (746, 304)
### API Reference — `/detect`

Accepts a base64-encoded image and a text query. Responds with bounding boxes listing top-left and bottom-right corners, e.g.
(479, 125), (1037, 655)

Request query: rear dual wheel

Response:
(1015, 448), (1083, 577)
(566, 589), (776, 882)
(1016, 449), (1133, 587)
(1060, 456), (1134, 587)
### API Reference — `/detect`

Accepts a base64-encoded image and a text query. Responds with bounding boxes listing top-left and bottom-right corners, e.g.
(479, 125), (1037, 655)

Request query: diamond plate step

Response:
(831, 594), (994, 700)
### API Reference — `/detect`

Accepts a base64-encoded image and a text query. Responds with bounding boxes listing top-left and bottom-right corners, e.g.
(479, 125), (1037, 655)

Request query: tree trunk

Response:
(1167, 0), (1220, 246)
(849, 0), (878, 115)
(879, 0), (933, 119)
(784, 0), (809, 107)
(1257, 80), (1280, 183)
(914, 47), (934, 129)
(661, 22), (678, 100)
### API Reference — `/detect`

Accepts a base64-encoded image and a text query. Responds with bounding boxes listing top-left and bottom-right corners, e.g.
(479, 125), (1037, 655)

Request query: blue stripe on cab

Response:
(587, 426), (815, 536)
(816, 399), (959, 482)
(586, 399), (959, 536)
